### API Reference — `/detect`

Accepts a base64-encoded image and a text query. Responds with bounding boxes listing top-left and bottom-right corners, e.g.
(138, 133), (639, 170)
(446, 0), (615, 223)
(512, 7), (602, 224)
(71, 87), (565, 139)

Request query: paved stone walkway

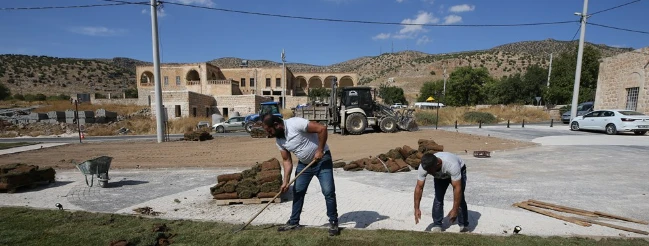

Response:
(0, 143), (68, 155)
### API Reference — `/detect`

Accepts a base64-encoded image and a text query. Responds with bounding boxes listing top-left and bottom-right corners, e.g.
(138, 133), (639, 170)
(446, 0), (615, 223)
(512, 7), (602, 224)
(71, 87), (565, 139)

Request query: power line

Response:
(570, 24), (581, 41)
(161, 1), (577, 27)
(589, 0), (643, 16)
(0, 2), (144, 11)
(588, 22), (649, 35)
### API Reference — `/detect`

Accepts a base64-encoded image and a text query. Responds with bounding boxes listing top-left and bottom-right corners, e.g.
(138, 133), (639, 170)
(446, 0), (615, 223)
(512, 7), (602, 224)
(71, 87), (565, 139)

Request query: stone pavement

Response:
(1, 127), (648, 238)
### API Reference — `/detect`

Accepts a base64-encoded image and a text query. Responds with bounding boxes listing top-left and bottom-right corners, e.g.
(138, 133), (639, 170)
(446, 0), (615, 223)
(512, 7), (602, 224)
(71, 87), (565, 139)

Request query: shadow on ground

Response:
(424, 210), (481, 232)
(105, 180), (149, 188)
(335, 210), (390, 229)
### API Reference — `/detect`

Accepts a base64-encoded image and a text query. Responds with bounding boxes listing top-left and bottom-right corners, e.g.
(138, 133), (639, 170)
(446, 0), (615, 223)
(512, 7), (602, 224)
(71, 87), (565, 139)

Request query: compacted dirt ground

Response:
(0, 129), (536, 170)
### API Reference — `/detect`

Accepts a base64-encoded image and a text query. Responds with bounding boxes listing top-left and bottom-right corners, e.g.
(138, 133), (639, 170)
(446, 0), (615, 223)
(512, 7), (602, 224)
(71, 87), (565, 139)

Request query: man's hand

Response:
(414, 208), (422, 224)
(280, 181), (289, 193)
(447, 208), (458, 223)
(314, 149), (324, 161)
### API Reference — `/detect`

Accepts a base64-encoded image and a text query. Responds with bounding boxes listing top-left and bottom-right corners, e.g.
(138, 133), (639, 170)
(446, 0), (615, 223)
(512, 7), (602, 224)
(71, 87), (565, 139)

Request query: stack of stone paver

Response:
(210, 158), (283, 200)
(340, 139), (444, 173)
(0, 163), (56, 193)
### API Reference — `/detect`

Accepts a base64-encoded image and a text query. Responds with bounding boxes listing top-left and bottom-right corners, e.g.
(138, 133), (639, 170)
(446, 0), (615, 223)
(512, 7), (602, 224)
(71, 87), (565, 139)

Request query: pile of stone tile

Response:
(0, 163), (56, 193)
(341, 139), (444, 173)
(210, 158), (283, 200)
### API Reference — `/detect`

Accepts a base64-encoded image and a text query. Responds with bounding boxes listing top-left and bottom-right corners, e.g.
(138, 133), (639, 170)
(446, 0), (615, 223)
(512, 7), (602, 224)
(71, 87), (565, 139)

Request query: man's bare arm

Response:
(306, 121), (327, 153)
(451, 180), (462, 211)
(414, 179), (425, 224)
(280, 149), (293, 189)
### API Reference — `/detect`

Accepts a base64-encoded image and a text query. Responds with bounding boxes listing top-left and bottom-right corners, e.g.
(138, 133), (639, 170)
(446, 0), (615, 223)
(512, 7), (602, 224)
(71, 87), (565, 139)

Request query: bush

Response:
(183, 130), (213, 141)
(415, 111), (438, 126)
(463, 111), (497, 124)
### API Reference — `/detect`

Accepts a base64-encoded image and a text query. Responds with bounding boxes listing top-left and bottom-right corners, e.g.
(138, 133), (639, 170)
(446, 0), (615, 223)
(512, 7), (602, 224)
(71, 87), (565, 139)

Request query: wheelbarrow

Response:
(75, 156), (113, 188)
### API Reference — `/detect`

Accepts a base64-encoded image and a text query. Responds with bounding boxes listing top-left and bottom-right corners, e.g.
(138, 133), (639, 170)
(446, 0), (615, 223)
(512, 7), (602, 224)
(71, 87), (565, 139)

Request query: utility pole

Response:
(547, 53), (553, 87)
(443, 61), (447, 97)
(570, 0), (589, 121)
(282, 49), (286, 109)
(150, 0), (164, 143)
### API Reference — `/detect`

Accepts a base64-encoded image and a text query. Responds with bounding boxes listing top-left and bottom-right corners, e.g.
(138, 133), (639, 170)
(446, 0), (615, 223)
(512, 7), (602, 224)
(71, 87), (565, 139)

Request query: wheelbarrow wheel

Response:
(99, 180), (108, 188)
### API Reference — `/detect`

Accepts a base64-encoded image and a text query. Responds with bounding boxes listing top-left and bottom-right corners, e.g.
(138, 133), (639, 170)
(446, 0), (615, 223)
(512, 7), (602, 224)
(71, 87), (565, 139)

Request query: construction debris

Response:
(210, 158), (283, 202)
(183, 130), (213, 141)
(342, 139), (444, 173)
(0, 163), (56, 193)
(514, 199), (649, 235)
(132, 206), (161, 216)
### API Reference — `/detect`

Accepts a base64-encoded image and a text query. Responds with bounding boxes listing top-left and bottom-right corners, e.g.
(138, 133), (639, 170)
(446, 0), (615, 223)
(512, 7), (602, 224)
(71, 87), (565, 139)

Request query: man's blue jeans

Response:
(288, 151), (339, 225)
(432, 166), (468, 227)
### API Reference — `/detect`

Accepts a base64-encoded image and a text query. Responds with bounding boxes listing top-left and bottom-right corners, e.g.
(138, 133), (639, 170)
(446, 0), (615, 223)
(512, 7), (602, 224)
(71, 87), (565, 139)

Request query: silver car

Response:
(562, 102), (593, 124)
(212, 116), (246, 133)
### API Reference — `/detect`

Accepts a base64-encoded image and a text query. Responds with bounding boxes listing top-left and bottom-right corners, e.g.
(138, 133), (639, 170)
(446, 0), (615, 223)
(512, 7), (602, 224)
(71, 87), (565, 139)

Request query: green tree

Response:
(0, 83), (10, 100)
(445, 66), (495, 106)
(545, 45), (601, 105)
(417, 80), (444, 102)
(378, 83), (407, 105)
(488, 74), (523, 105)
(521, 64), (549, 104)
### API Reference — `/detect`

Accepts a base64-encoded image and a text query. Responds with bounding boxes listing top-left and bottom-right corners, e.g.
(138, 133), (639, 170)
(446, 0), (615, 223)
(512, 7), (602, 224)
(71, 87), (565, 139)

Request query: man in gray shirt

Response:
(261, 113), (340, 236)
(413, 152), (469, 232)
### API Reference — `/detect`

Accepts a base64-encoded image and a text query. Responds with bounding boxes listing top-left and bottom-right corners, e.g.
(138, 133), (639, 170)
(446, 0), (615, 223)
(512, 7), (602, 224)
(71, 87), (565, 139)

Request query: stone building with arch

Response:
(595, 47), (649, 114)
(136, 62), (358, 119)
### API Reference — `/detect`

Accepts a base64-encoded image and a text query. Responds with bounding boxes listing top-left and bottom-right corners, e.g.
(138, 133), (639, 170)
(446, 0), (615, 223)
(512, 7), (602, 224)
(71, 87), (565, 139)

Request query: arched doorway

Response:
(140, 71), (153, 85)
(186, 70), (200, 84)
(324, 76), (336, 88)
(295, 76), (307, 96)
(308, 76), (322, 88)
(340, 76), (354, 87)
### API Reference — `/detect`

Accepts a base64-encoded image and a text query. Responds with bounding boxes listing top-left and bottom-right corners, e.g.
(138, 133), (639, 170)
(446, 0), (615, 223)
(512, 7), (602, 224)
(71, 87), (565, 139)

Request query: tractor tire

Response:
(244, 121), (255, 133)
(345, 113), (367, 135)
(380, 117), (398, 133)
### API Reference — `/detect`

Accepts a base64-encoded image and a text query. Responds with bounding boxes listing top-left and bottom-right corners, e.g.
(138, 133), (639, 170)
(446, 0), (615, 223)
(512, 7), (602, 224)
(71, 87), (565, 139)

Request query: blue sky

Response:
(1, 0), (648, 66)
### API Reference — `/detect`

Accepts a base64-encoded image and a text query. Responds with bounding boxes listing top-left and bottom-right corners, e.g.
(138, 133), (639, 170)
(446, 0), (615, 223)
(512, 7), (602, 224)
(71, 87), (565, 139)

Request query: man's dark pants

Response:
(432, 166), (468, 227)
(288, 151), (338, 225)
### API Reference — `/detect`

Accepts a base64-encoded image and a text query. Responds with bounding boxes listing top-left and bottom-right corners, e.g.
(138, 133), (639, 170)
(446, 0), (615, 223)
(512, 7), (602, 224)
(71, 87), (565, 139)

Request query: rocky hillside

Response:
(0, 39), (633, 98)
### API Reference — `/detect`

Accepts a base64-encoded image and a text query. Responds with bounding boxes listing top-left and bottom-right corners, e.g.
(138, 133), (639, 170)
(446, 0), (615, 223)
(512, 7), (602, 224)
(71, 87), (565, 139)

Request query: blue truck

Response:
(243, 101), (283, 133)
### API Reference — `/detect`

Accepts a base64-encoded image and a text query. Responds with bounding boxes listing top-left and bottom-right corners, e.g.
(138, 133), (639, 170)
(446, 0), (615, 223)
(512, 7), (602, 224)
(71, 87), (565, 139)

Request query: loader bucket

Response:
(396, 109), (419, 131)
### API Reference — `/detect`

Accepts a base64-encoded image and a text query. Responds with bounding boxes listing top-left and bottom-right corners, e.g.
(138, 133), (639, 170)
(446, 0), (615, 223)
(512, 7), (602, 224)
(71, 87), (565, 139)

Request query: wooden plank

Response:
(572, 217), (649, 235)
(527, 200), (595, 214)
(594, 211), (649, 225)
(215, 197), (281, 206)
(514, 202), (592, 227)
(527, 201), (598, 217)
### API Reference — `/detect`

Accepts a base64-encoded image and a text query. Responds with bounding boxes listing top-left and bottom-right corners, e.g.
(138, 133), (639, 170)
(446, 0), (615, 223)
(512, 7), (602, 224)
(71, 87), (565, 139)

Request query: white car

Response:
(569, 109), (649, 135)
(212, 116), (246, 133)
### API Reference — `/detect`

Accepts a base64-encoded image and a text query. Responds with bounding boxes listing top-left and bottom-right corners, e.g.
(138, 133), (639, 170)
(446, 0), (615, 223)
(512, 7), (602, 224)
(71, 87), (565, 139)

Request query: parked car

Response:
(562, 101), (594, 124)
(569, 109), (649, 135)
(212, 116), (246, 133)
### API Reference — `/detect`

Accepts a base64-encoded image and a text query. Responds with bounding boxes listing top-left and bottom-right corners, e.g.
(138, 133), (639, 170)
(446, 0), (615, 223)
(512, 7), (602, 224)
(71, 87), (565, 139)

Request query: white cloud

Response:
(399, 11), (439, 35)
(142, 8), (167, 17)
(449, 4), (475, 13)
(396, 0), (405, 3)
(68, 26), (127, 37)
(443, 15), (462, 24)
(172, 0), (215, 7)
(416, 36), (431, 45)
(372, 33), (392, 40)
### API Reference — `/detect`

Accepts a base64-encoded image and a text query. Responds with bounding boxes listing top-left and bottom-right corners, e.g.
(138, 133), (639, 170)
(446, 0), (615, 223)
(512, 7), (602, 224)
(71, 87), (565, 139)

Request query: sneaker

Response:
(277, 223), (303, 232)
(430, 226), (442, 232)
(459, 226), (469, 233)
(329, 222), (340, 236)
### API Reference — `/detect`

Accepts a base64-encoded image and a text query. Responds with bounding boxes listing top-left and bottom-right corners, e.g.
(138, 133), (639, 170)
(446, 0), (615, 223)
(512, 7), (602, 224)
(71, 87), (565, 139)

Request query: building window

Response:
(626, 87), (639, 111)
(164, 76), (168, 86)
(250, 78), (255, 87)
(241, 78), (246, 87)
(175, 105), (181, 117)
(176, 76), (181, 86)
(276, 78), (281, 87)
(266, 78), (271, 88)
(192, 107), (197, 117)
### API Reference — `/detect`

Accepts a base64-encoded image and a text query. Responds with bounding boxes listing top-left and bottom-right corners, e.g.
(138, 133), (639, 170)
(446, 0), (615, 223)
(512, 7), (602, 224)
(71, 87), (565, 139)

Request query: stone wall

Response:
(92, 98), (143, 106)
(150, 90), (216, 119)
(595, 47), (649, 114)
(214, 95), (273, 117)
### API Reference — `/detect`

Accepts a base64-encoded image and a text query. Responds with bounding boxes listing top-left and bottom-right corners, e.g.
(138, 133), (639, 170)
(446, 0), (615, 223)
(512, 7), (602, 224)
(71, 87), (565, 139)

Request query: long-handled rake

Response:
(232, 158), (319, 233)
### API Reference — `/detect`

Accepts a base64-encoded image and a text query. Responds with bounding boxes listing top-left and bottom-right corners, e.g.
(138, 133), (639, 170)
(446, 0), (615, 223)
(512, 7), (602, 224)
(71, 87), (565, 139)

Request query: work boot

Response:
(277, 222), (303, 232)
(459, 226), (469, 233)
(328, 221), (340, 236)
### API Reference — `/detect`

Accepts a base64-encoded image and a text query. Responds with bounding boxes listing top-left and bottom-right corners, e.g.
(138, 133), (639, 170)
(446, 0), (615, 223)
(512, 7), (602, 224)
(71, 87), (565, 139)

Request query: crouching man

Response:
(413, 152), (469, 232)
